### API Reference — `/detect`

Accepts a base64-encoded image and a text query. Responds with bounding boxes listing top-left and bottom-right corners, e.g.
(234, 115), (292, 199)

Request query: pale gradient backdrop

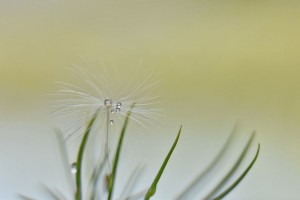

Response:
(1, 0), (300, 199)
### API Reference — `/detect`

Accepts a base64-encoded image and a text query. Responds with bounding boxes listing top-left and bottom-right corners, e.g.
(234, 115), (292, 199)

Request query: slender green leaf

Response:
(107, 104), (135, 200)
(176, 123), (240, 199)
(204, 132), (256, 200)
(213, 143), (260, 200)
(54, 128), (75, 194)
(75, 111), (99, 200)
(144, 125), (182, 200)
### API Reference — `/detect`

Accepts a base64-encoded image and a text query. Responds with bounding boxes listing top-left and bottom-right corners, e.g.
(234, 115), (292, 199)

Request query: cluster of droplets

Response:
(109, 101), (122, 114)
(104, 98), (122, 126)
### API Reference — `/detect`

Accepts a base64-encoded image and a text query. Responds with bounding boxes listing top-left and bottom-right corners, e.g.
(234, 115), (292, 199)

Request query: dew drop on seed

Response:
(116, 108), (121, 113)
(116, 102), (122, 107)
(110, 120), (114, 125)
(71, 162), (77, 174)
(111, 109), (115, 113)
(104, 99), (113, 108)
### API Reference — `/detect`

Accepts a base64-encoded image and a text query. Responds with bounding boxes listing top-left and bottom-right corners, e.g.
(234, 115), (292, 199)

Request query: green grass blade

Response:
(54, 128), (75, 194)
(213, 143), (260, 200)
(176, 123), (240, 199)
(75, 111), (99, 200)
(204, 132), (256, 200)
(144, 125), (182, 200)
(107, 104), (135, 200)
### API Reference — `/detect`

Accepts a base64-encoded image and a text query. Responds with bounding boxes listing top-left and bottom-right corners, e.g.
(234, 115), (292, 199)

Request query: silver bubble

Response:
(116, 102), (122, 107)
(104, 99), (113, 108)
(71, 162), (77, 174)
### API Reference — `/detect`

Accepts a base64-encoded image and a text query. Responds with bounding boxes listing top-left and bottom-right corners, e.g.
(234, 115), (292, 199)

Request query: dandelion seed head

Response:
(51, 61), (162, 143)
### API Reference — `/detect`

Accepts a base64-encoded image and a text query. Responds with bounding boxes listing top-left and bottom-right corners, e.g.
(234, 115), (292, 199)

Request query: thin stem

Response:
(104, 107), (112, 193)
(105, 108), (110, 165)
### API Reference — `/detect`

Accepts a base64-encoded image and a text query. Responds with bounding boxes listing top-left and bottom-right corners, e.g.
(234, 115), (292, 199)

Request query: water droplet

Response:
(111, 109), (115, 113)
(104, 99), (113, 108)
(115, 108), (121, 113)
(116, 102), (122, 107)
(110, 120), (114, 125)
(71, 162), (77, 174)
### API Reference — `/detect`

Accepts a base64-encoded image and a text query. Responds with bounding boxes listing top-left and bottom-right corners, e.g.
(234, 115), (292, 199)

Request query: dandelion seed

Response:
(51, 64), (162, 141)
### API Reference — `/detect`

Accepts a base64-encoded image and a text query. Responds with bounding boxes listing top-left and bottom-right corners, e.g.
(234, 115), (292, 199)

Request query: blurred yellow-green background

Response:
(1, 0), (300, 199)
